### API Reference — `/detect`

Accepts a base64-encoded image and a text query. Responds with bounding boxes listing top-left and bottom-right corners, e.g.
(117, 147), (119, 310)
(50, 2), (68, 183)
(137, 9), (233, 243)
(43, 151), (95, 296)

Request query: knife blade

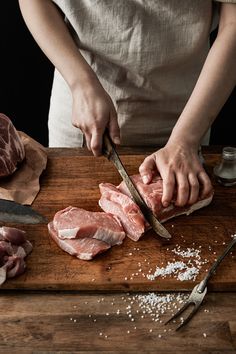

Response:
(102, 131), (171, 239)
(0, 199), (47, 224)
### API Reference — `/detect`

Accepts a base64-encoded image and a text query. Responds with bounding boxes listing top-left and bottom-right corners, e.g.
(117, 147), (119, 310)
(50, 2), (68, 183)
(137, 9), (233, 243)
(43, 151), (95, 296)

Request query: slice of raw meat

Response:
(48, 206), (126, 260)
(0, 113), (25, 177)
(48, 222), (111, 261)
(99, 183), (146, 241)
(0, 226), (33, 285)
(118, 175), (163, 216)
(99, 174), (214, 241)
(52, 206), (125, 246)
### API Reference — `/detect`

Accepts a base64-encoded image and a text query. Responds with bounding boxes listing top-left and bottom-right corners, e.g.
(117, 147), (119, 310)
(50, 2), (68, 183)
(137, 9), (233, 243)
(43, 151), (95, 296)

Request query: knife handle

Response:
(103, 130), (115, 160)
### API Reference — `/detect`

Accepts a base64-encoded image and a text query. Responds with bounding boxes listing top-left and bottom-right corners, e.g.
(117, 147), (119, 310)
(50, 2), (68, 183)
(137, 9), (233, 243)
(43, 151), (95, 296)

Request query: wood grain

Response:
(0, 291), (235, 352)
(0, 147), (236, 291)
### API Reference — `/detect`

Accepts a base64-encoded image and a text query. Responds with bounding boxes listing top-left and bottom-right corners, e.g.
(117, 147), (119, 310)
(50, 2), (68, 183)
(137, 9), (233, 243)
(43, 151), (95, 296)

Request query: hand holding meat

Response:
(71, 78), (120, 157)
(139, 142), (213, 208)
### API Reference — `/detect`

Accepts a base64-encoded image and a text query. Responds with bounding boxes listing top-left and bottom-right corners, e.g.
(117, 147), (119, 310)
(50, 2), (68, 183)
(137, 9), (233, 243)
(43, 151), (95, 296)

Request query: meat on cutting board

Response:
(48, 222), (111, 261)
(99, 174), (214, 241)
(48, 206), (126, 260)
(0, 226), (33, 285)
(0, 113), (25, 178)
(99, 183), (147, 241)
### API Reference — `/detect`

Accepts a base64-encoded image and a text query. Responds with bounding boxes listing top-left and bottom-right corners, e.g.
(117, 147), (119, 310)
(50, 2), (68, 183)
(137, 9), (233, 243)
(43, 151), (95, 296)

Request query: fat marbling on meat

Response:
(0, 113), (25, 177)
(0, 226), (33, 285)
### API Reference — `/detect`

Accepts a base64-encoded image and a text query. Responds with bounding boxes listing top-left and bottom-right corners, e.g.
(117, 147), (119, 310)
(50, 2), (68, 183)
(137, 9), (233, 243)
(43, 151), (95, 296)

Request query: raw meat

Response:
(99, 183), (146, 241)
(48, 222), (111, 261)
(48, 206), (126, 260)
(0, 113), (25, 177)
(0, 226), (33, 285)
(99, 174), (214, 241)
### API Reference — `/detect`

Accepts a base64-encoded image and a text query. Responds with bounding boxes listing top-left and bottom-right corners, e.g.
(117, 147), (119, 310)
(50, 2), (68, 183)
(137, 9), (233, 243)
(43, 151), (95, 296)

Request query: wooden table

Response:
(0, 146), (236, 353)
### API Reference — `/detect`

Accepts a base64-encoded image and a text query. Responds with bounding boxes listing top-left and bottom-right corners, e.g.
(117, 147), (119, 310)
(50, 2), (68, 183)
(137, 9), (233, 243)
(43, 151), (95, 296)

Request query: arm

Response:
(139, 3), (236, 207)
(18, 0), (120, 155)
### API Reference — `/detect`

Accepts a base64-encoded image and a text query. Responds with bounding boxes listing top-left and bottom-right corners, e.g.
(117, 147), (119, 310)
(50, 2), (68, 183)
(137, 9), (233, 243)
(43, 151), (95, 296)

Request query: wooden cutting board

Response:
(1, 147), (236, 291)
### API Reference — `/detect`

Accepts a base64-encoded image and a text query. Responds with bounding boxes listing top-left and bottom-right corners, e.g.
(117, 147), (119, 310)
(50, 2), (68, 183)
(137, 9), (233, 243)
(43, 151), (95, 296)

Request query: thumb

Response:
(139, 155), (156, 184)
(108, 109), (120, 145)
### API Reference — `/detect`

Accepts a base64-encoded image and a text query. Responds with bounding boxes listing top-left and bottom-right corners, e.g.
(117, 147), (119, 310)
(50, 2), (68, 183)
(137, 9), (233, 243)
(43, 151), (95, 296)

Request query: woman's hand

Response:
(72, 79), (120, 156)
(18, 0), (120, 156)
(139, 142), (212, 207)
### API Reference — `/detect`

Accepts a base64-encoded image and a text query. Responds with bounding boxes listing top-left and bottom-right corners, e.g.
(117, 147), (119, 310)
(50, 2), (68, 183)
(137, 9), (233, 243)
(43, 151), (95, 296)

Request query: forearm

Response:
(169, 8), (236, 147)
(18, 0), (97, 92)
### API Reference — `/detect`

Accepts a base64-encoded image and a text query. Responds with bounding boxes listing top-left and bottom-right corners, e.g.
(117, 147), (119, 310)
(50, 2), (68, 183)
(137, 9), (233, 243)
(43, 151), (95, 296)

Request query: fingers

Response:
(175, 173), (189, 207)
(187, 173), (199, 205)
(89, 110), (119, 156)
(90, 130), (103, 157)
(161, 171), (175, 207)
(139, 152), (212, 208)
(198, 171), (213, 198)
(84, 116), (120, 157)
(139, 156), (156, 184)
(83, 132), (91, 151)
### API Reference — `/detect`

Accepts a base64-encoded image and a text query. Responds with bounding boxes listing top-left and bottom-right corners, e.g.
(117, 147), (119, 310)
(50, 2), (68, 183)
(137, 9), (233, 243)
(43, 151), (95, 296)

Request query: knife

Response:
(0, 199), (47, 224)
(102, 131), (171, 239)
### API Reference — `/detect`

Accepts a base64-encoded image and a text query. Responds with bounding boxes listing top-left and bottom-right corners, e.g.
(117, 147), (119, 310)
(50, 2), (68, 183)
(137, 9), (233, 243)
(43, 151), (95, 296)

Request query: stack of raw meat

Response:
(48, 175), (213, 261)
(0, 226), (33, 285)
(48, 206), (125, 260)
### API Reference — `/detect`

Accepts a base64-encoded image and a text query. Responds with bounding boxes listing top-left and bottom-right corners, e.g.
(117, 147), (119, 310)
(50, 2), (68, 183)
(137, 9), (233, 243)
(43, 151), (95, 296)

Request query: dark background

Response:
(0, 1), (235, 147)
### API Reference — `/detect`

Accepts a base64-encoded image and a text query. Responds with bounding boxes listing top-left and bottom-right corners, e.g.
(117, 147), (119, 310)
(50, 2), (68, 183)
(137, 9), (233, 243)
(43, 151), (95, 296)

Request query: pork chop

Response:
(48, 206), (126, 260)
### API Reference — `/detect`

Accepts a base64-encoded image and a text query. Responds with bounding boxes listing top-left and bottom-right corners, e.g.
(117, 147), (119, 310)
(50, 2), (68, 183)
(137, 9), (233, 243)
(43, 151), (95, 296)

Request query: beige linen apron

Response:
(49, 0), (235, 147)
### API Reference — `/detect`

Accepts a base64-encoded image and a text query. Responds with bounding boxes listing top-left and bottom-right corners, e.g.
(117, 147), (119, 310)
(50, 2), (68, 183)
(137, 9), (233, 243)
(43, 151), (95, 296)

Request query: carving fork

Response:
(165, 235), (236, 330)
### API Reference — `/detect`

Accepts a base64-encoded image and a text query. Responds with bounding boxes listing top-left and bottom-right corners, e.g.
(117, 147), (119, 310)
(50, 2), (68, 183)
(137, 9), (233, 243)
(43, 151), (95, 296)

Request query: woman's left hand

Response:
(139, 142), (212, 208)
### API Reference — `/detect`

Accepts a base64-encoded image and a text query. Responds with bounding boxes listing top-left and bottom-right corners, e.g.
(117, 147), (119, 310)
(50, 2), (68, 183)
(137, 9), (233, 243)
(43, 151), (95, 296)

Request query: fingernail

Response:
(163, 201), (169, 207)
(142, 175), (149, 184)
(113, 136), (120, 144)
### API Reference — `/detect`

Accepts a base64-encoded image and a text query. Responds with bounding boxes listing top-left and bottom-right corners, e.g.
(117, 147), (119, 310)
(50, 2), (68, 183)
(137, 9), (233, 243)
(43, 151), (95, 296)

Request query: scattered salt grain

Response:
(203, 333), (207, 338)
(146, 245), (208, 282)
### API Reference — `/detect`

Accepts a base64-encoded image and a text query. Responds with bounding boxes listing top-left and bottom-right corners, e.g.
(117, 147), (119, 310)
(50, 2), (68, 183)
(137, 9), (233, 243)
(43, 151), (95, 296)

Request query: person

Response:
(19, 0), (236, 208)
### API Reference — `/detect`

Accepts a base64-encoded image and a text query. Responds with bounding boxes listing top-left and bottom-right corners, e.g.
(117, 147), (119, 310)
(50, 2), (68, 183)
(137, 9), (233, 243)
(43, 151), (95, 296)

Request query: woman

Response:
(19, 0), (236, 207)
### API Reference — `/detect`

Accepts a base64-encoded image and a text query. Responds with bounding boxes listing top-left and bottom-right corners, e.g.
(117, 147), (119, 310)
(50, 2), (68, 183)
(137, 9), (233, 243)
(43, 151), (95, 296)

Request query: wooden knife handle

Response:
(102, 130), (115, 160)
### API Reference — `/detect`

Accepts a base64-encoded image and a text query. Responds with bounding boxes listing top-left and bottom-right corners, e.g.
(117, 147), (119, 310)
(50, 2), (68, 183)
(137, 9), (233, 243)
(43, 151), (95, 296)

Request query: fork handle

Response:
(197, 235), (236, 293)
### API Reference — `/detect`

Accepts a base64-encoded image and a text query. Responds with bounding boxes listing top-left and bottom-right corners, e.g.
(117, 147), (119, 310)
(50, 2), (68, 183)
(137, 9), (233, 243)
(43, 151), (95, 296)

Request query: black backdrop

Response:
(0, 1), (235, 147)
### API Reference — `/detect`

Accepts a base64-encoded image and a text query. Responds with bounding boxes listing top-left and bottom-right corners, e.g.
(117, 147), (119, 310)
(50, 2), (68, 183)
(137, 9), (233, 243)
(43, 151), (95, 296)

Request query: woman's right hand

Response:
(18, 0), (120, 156)
(71, 78), (120, 156)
